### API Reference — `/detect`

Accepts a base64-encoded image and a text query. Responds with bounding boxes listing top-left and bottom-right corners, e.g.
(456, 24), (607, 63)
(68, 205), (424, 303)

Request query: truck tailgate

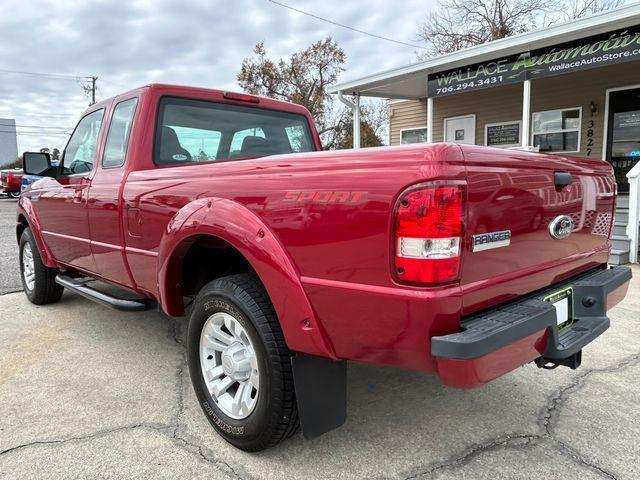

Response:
(459, 145), (615, 315)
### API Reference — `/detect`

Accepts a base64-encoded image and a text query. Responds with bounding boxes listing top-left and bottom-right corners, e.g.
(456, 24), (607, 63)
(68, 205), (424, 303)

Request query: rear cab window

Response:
(230, 128), (265, 157)
(154, 97), (315, 166)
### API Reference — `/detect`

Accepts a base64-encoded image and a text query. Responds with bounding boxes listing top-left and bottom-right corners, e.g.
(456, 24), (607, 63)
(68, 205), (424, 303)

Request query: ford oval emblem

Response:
(549, 215), (574, 240)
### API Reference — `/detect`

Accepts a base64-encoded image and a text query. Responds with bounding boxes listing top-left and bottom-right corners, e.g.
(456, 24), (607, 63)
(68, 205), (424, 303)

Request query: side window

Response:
(103, 98), (138, 168)
(62, 109), (104, 175)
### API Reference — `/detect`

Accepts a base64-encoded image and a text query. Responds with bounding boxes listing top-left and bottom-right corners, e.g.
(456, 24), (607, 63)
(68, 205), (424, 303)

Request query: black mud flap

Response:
(291, 353), (347, 440)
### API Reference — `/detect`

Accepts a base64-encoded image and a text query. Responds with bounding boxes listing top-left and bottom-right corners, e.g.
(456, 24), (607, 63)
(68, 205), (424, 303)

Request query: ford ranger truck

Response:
(16, 84), (631, 451)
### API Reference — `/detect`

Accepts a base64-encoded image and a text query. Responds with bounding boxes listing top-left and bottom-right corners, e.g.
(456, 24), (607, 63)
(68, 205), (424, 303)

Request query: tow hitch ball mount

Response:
(535, 350), (582, 370)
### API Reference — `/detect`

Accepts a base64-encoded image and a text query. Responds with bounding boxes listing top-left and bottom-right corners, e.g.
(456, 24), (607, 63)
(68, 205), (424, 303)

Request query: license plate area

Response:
(544, 287), (574, 329)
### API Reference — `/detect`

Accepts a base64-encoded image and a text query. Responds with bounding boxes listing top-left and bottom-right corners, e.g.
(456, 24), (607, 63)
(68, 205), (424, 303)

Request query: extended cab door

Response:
(87, 97), (138, 288)
(34, 109), (105, 272)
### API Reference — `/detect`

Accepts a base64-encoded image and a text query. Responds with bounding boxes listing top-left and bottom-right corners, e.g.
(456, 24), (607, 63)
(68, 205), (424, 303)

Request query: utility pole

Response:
(90, 76), (97, 105)
(82, 76), (98, 105)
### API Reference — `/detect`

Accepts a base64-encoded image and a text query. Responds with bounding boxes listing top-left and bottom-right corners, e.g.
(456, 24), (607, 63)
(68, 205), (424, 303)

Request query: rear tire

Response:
(187, 273), (299, 451)
(19, 228), (63, 304)
(8, 191), (20, 199)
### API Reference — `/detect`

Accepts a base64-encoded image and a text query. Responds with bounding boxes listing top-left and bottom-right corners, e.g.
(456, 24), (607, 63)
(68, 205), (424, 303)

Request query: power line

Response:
(0, 131), (71, 136)
(266, 0), (427, 50)
(0, 68), (98, 105)
(0, 68), (91, 80)
(0, 112), (78, 118)
(0, 123), (71, 130)
(0, 129), (71, 133)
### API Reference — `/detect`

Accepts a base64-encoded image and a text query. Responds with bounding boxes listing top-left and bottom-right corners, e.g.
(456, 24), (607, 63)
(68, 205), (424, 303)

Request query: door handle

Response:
(73, 176), (90, 203)
(554, 171), (573, 187)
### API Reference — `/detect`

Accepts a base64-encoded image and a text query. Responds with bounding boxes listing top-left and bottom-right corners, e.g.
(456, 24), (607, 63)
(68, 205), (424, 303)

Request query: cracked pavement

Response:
(1, 272), (638, 480)
(0, 197), (639, 479)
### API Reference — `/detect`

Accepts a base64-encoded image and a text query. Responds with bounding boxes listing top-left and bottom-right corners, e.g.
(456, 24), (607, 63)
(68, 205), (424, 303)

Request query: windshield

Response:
(154, 97), (315, 165)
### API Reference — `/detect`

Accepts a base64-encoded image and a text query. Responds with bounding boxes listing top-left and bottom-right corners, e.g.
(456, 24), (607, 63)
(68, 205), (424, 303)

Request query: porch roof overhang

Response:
(327, 3), (640, 100)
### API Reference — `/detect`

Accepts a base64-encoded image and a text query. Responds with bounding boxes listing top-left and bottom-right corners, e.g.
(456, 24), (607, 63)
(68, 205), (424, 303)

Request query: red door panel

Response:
(34, 175), (95, 272)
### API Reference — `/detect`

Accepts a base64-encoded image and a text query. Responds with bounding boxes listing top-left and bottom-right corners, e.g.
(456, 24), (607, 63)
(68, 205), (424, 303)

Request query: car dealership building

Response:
(329, 3), (640, 265)
(0, 118), (18, 168)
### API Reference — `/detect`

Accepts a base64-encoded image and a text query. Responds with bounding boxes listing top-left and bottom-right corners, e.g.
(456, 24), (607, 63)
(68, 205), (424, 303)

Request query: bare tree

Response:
(322, 100), (389, 150)
(417, 0), (556, 57)
(237, 38), (387, 149)
(237, 38), (345, 135)
(416, 0), (627, 57)
(561, 0), (626, 20)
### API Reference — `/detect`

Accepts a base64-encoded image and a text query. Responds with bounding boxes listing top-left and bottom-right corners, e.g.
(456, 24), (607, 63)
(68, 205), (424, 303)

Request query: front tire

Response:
(9, 191), (20, 199)
(187, 274), (299, 451)
(19, 228), (63, 304)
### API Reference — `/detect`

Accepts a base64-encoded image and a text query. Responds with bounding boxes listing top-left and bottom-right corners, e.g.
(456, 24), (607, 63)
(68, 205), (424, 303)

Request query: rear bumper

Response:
(433, 266), (632, 388)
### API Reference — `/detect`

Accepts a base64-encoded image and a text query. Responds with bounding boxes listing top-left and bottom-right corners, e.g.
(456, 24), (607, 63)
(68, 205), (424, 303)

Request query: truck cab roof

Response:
(91, 83), (313, 117)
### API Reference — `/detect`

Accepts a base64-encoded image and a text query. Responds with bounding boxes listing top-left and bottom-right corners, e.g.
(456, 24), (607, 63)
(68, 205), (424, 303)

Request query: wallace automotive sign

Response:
(428, 27), (640, 97)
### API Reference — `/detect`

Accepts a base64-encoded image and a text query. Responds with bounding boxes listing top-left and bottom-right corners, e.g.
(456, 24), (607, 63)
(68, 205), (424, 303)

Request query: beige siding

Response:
(431, 83), (523, 145)
(388, 61), (640, 159)
(389, 100), (427, 145)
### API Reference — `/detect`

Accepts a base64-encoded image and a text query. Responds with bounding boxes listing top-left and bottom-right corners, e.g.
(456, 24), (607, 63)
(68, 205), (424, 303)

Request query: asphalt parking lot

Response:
(0, 198), (20, 295)
(0, 196), (639, 479)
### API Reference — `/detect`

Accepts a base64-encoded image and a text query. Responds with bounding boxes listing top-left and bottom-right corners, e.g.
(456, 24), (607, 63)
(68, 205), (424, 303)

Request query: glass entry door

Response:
(606, 88), (640, 194)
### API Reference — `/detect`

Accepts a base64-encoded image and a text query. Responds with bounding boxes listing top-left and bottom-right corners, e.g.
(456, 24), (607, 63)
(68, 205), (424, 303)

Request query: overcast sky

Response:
(0, 0), (435, 154)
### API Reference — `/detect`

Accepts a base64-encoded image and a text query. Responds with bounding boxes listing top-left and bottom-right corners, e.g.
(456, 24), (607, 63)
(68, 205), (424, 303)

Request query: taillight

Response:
(394, 184), (464, 284)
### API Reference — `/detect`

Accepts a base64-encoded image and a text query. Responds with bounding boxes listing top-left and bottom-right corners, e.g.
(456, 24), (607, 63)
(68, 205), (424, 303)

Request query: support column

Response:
(627, 163), (640, 264)
(427, 97), (434, 143)
(522, 80), (531, 148)
(353, 94), (361, 149)
(336, 91), (361, 149)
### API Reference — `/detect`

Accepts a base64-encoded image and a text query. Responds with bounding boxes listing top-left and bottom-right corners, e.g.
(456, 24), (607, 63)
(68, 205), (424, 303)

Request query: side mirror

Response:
(22, 152), (55, 177)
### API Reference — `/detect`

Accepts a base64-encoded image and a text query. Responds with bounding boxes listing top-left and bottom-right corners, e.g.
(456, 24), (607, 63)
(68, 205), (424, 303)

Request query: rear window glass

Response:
(171, 126), (222, 162)
(230, 128), (265, 155)
(154, 97), (315, 165)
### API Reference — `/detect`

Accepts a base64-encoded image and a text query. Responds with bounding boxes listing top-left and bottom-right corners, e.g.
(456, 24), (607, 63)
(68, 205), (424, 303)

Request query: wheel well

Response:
(166, 235), (253, 316)
(16, 215), (29, 242)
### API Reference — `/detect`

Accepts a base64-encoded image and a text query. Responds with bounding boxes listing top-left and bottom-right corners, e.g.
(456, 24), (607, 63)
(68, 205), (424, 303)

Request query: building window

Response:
(532, 107), (581, 153)
(400, 127), (428, 144)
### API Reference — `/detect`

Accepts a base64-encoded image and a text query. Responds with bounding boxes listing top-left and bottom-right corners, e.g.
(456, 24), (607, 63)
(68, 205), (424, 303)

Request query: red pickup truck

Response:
(17, 84), (631, 451)
(1, 169), (23, 198)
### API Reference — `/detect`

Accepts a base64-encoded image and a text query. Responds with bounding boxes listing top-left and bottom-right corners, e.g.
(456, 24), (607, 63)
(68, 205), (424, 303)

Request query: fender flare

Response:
(16, 197), (58, 268)
(157, 197), (337, 360)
